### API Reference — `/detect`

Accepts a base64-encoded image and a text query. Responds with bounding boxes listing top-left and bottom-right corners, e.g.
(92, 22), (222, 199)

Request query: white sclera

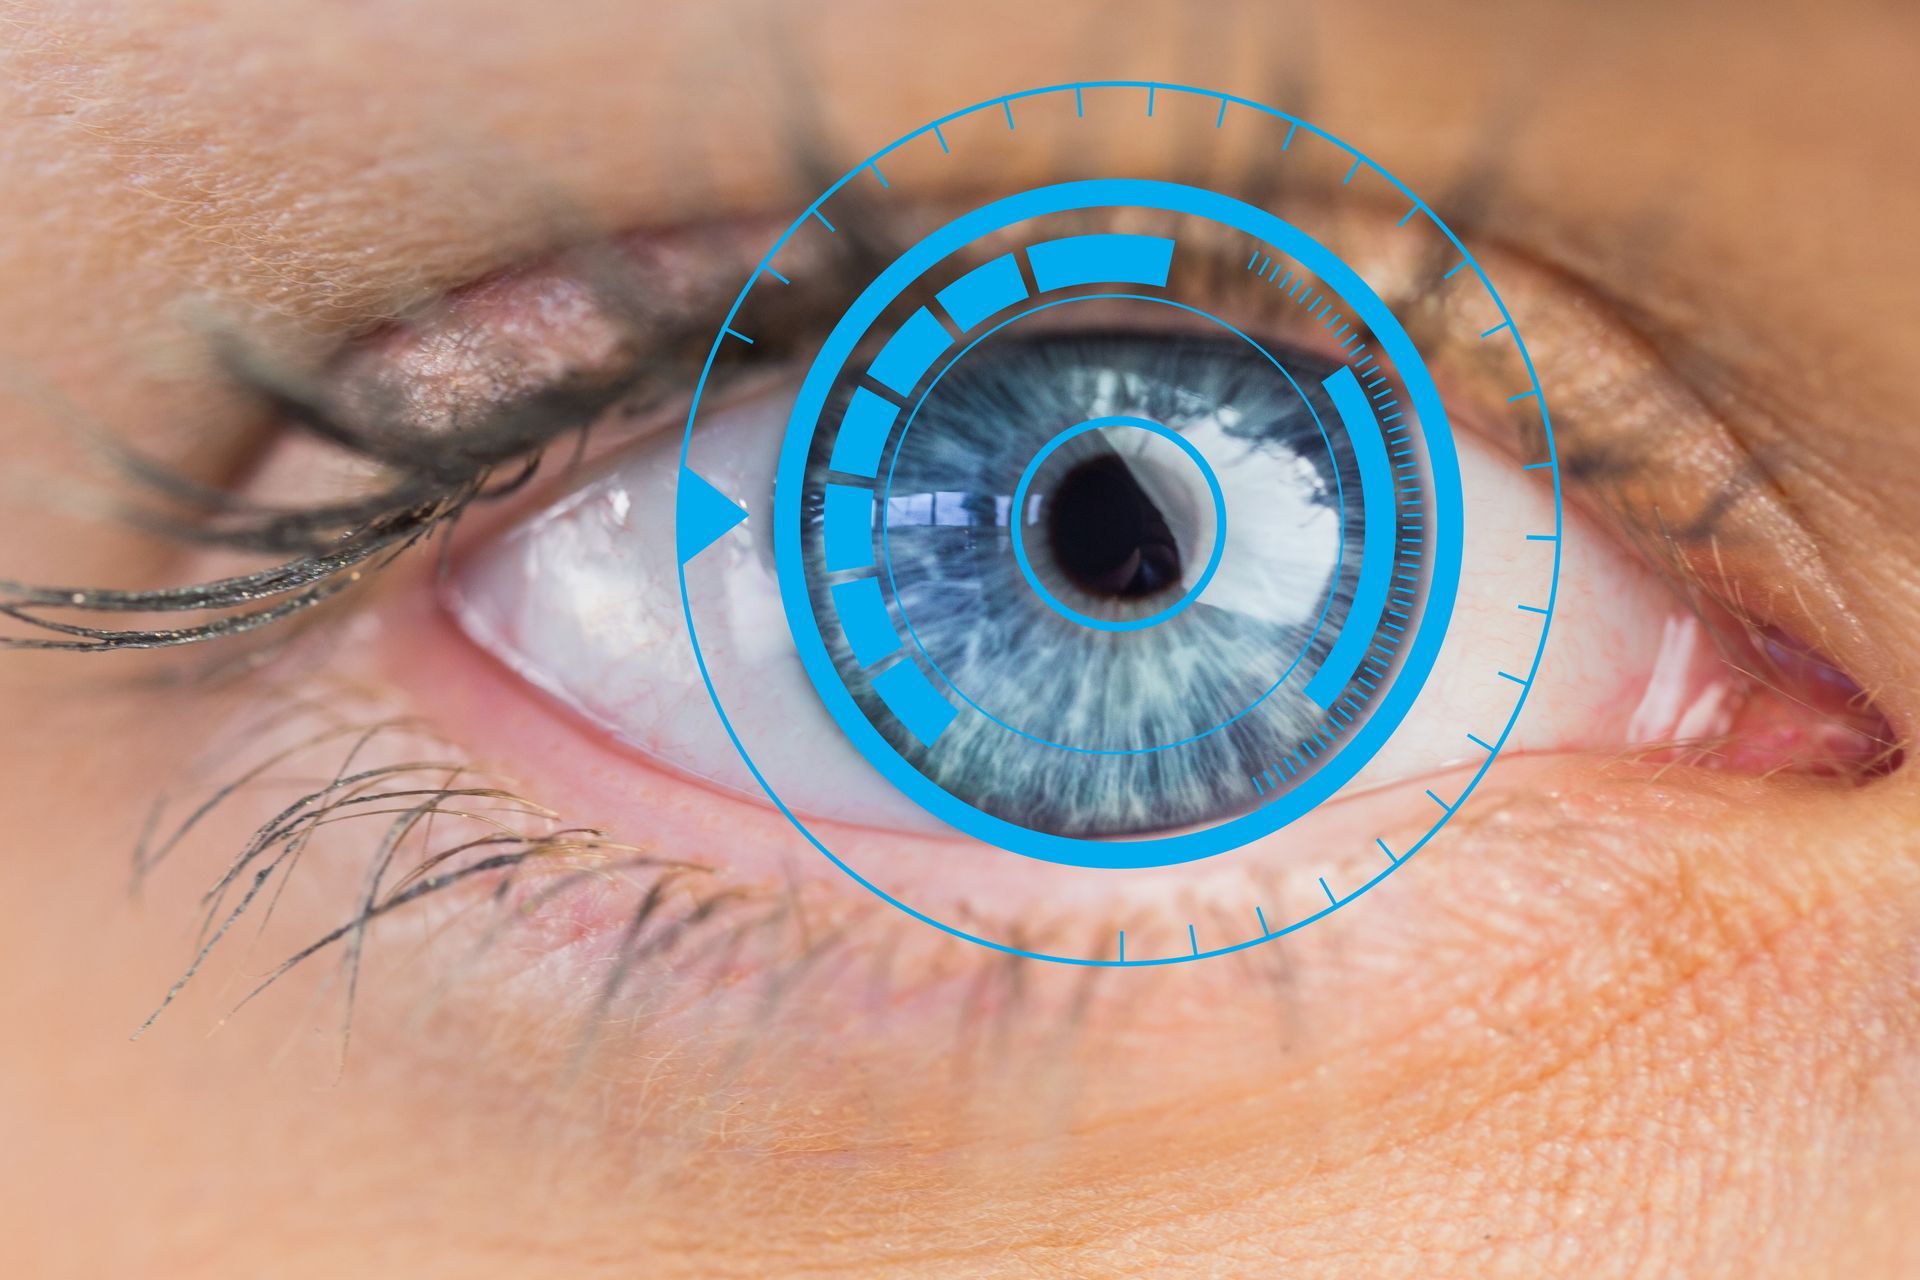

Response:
(452, 384), (1676, 837)
(449, 394), (944, 833)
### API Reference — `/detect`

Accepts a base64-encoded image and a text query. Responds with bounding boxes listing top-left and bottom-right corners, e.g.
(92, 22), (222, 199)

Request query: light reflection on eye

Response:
(447, 322), (1678, 838)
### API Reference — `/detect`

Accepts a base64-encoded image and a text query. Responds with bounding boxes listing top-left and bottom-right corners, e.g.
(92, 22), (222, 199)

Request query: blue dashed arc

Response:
(1308, 366), (1397, 710)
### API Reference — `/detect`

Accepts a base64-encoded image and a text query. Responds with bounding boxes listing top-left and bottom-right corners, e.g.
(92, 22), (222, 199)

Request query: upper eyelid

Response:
(259, 98), (1525, 444)
(270, 227), (797, 456)
(220, 196), (1637, 572)
(279, 184), (1457, 460)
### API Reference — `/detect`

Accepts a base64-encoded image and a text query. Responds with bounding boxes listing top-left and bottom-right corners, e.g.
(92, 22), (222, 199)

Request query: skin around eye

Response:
(3, 3), (1919, 1278)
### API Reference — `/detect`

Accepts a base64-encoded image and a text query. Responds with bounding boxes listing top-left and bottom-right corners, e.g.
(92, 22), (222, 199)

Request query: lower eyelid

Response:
(379, 568), (1857, 1010)
(388, 575), (1545, 949)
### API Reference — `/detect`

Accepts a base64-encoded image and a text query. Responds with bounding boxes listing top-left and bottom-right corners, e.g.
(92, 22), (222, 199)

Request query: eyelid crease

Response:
(248, 172), (1446, 472)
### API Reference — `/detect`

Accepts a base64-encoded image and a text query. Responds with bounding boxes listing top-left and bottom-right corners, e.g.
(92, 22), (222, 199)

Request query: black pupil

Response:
(1045, 454), (1183, 599)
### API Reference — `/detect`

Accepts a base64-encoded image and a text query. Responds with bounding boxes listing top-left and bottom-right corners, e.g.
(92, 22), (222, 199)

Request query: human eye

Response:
(460, 325), (1390, 839)
(331, 88), (1893, 973)
(459, 304), (1578, 848)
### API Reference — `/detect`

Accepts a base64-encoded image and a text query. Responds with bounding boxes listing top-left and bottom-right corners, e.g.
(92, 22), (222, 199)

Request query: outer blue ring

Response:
(878, 292), (1347, 758)
(675, 82), (1562, 962)
(772, 178), (1461, 869)
(1006, 415), (1229, 632)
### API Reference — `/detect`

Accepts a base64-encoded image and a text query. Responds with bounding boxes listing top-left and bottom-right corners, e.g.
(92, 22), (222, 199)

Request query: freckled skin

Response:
(0, 1), (1917, 1277)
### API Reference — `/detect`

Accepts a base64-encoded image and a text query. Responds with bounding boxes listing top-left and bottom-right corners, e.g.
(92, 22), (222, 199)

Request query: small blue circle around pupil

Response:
(1005, 415), (1230, 634)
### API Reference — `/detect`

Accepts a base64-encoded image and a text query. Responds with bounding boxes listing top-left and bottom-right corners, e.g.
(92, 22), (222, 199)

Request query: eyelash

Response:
(131, 687), (1138, 1059)
(136, 706), (673, 1028)
(0, 388), (527, 654)
(0, 170), (1488, 655)
(0, 223), (842, 653)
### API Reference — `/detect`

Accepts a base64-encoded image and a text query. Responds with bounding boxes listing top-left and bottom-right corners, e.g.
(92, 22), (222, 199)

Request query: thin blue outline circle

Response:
(673, 82), (1562, 963)
(772, 178), (1460, 869)
(877, 291), (1348, 758)
(1006, 415), (1229, 632)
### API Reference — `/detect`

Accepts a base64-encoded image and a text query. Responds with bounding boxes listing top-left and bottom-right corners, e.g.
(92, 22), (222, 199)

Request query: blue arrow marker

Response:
(676, 466), (749, 564)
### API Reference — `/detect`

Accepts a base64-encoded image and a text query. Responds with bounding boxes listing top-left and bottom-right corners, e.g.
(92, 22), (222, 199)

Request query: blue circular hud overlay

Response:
(674, 83), (1561, 965)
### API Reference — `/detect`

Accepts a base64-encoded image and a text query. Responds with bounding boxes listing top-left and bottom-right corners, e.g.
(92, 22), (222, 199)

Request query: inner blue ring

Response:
(878, 293), (1347, 758)
(773, 177), (1464, 869)
(1007, 415), (1229, 631)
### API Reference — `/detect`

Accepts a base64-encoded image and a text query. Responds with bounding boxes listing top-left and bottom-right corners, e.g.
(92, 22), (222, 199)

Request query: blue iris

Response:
(806, 331), (1364, 836)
